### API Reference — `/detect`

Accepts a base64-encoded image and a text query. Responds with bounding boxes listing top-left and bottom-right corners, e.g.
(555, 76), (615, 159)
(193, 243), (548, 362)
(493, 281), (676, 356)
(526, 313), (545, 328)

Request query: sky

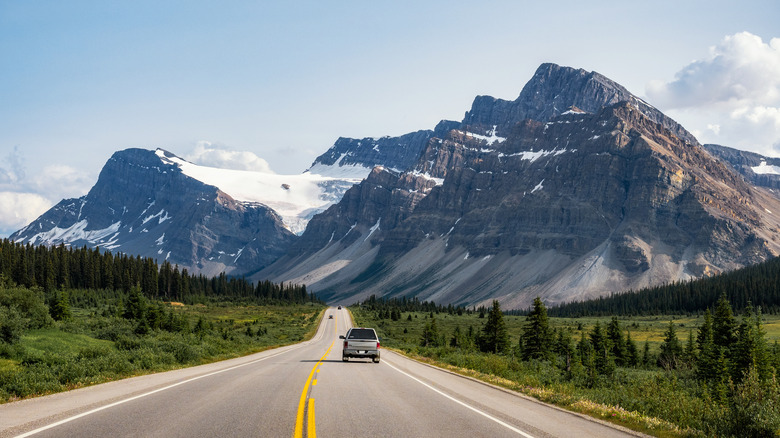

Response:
(1, 0), (779, 237)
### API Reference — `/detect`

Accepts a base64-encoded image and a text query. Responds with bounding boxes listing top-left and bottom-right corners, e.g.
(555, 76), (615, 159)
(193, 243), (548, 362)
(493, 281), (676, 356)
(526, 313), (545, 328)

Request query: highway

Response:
(0, 307), (643, 437)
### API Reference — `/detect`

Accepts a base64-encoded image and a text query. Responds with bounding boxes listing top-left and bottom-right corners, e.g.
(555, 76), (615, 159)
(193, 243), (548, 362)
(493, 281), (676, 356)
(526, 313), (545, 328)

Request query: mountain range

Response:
(12, 63), (780, 309)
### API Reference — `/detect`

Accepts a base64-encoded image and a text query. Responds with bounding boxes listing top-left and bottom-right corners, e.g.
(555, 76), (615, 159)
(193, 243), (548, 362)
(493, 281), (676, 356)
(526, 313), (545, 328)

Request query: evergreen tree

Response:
(590, 321), (614, 375)
(625, 330), (639, 367)
(479, 300), (509, 354)
(606, 317), (626, 366)
(732, 304), (770, 382)
(696, 309), (719, 383)
(520, 297), (552, 360)
(420, 316), (439, 347)
(49, 289), (71, 321)
(554, 328), (575, 373)
(713, 293), (736, 350)
(658, 321), (683, 369)
(684, 330), (696, 366)
(123, 286), (146, 321)
(450, 325), (463, 348)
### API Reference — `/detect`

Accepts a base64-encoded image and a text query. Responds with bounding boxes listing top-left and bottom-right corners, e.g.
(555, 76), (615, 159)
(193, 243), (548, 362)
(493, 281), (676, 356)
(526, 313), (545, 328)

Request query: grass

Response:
(371, 311), (780, 355)
(0, 302), (325, 403)
(22, 328), (114, 356)
(353, 308), (780, 437)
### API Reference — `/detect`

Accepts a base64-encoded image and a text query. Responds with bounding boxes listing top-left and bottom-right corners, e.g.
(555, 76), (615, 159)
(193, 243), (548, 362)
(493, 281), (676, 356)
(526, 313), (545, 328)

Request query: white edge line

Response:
(14, 342), (309, 438)
(384, 360), (536, 438)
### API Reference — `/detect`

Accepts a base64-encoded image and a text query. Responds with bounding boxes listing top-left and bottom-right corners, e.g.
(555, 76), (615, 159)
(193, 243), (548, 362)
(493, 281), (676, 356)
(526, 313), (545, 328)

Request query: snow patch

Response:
(498, 148), (573, 163)
(364, 219), (381, 242)
(27, 220), (121, 247)
(752, 161), (780, 175)
(143, 209), (171, 225)
(531, 179), (545, 193)
(456, 125), (506, 145)
(410, 170), (445, 186)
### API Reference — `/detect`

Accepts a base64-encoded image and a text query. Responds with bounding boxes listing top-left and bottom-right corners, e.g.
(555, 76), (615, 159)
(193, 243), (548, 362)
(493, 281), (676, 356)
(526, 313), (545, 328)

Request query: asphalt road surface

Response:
(1, 307), (644, 437)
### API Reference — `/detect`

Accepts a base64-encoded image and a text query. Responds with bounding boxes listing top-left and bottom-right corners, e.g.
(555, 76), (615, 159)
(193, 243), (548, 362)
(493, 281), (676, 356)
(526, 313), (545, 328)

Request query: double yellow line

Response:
(293, 313), (337, 438)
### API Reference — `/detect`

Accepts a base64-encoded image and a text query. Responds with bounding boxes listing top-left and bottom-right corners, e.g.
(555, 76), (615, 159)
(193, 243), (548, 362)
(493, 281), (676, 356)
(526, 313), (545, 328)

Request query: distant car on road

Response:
(328, 315), (333, 319)
(337, 305), (342, 310)
(340, 328), (380, 363)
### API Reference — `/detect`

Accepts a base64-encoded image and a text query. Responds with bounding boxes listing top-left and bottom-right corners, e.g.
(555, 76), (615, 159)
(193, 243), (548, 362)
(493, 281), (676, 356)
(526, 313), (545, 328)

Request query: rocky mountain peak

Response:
(460, 63), (698, 146)
(11, 148), (296, 277)
(258, 94), (780, 309)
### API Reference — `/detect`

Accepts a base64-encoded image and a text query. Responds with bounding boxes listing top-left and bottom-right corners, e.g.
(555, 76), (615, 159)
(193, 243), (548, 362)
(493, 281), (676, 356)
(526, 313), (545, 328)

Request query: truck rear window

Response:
(347, 329), (376, 340)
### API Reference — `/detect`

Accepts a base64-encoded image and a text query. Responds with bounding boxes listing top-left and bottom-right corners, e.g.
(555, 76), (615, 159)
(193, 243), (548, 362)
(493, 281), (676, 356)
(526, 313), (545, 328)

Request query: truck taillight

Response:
(377, 341), (381, 349)
(344, 341), (348, 349)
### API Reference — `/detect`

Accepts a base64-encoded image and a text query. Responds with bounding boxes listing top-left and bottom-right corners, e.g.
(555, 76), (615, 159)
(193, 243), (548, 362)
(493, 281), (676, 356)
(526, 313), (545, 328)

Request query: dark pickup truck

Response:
(340, 328), (380, 363)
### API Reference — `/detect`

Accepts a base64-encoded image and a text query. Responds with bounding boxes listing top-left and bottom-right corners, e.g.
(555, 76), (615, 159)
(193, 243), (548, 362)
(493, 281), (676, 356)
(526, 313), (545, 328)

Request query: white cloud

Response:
(29, 164), (94, 202)
(647, 32), (780, 109)
(0, 148), (95, 237)
(185, 141), (275, 173)
(647, 32), (780, 155)
(0, 192), (52, 237)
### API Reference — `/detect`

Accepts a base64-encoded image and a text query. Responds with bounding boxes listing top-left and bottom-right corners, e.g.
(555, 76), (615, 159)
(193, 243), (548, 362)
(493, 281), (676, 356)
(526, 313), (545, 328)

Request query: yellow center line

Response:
(292, 311), (338, 438)
(307, 398), (316, 438)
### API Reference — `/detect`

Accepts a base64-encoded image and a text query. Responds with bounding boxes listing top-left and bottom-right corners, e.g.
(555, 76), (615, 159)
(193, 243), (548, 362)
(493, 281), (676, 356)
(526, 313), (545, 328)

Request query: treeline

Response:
(359, 295), (472, 318)
(0, 239), (317, 304)
(546, 255), (780, 317)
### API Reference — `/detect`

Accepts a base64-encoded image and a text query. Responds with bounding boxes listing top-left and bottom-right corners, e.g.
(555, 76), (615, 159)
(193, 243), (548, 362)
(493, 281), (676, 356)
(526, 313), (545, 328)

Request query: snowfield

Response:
(156, 150), (370, 234)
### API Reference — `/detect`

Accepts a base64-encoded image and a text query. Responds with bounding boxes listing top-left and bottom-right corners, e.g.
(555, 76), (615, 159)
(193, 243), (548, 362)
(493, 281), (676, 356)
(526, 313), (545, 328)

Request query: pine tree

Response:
(713, 293), (736, 350)
(684, 330), (696, 366)
(520, 297), (551, 360)
(450, 325), (463, 348)
(642, 340), (651, 367)
(658, 321), (683, 369)
(625, 330), (639, 367)
(123, 286), (146, 321)
(480, 300), (509, 354)
(49, 289), (71, 321)
(696, 309), (719, 383)
(606, 317), (626, 366)
(420, 316), (439, 347)
(590, 321), (614, 375)
(554, 328), (575, 373)
(732, 304), (770, 382)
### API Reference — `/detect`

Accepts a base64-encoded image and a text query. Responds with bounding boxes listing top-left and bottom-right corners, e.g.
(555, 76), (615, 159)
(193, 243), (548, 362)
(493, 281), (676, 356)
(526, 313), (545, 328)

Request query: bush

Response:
(0, 306), (26, 344)
(711, 367), (780, 437)
(0, 288), (52, 342)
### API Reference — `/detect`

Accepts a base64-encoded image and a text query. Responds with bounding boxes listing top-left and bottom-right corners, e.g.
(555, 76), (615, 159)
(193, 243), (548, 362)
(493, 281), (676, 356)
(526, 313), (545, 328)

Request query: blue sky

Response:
(1, 1), (779, 236)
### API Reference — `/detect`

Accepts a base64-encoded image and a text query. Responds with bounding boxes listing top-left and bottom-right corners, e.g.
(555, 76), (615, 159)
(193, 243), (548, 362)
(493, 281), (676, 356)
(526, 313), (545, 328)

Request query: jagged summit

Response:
(256, 87), (780, 309)
(462, 63), (697, 145)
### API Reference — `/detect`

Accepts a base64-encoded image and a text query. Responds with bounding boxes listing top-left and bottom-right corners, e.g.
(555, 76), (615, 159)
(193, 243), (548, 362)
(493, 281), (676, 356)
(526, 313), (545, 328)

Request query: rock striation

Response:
(257, 64), (780, 309)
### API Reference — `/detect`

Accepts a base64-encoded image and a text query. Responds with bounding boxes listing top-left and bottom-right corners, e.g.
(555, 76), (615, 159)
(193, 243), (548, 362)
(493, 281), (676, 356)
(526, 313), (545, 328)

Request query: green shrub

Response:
(708, 367), (780, 437)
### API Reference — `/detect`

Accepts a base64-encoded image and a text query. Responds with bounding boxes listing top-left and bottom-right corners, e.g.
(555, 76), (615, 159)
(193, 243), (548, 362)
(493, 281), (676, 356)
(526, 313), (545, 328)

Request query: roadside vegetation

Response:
(352, 295), (780, 437)
(0, 239), (324, 402)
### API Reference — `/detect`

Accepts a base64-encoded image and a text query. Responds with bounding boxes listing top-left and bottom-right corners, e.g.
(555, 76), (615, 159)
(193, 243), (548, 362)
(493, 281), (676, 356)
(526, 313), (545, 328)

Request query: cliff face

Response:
(11, 149), (296, 276)
(257, 65), (780, 309)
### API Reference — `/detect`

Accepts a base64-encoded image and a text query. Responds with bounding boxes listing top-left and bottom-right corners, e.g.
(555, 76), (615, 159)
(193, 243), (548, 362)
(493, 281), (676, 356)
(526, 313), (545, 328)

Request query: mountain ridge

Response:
(255, 68), (780, 308)
(13, 63), (780, 310)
